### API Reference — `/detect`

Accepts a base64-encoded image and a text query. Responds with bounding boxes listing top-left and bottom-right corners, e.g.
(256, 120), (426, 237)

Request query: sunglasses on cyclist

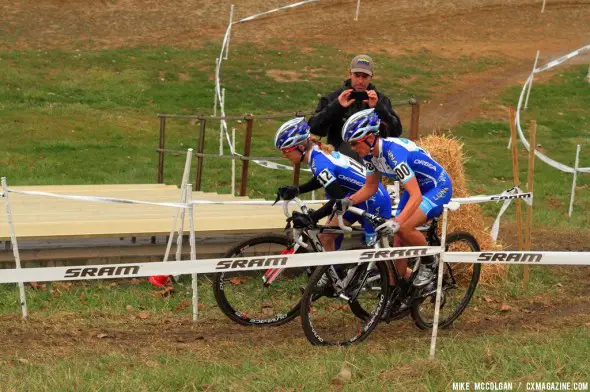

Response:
(281, 145), (300, 154)
(350, 136), (370, 147)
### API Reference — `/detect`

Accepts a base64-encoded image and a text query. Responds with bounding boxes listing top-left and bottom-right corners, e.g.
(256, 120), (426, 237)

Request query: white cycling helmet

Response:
(341, 108), (380, 143)
(274, 117), (310, 150)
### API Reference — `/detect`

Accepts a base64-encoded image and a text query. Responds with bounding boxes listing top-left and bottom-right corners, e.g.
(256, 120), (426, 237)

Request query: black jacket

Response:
(308, 79), (402, 151)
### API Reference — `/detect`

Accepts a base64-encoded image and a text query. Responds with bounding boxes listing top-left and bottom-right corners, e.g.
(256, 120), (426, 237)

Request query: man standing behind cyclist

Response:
(308, 55), (403, 161)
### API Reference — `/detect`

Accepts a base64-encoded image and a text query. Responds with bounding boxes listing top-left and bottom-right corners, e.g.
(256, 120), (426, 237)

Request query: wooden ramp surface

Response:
(0, 184), (289, 240)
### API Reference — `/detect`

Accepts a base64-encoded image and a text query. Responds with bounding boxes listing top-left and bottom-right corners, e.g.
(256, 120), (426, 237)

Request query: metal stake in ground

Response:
(1, 177), (28, 319)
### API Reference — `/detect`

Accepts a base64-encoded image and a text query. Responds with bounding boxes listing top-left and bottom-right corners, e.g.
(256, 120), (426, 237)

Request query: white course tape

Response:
(451, 189), (532, 205)
(534, 45), (590, 74)
(236, 0), (319, 24)
(191, 199), (328, 205)
(2, 247), (589, 285)
(0, 246), (440, 284)
(7, 189), (188, 209)
(444, 251), (590, 266)
(489, 187), (532, 240)
(252, 159), (312, 172)
(212, 0), (316, 173)
(516, 45), (590, 174)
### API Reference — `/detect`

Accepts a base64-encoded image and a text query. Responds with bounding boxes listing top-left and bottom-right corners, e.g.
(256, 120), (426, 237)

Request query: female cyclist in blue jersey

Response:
(274, 117), (392, 252)
(335, 108), (453, 288)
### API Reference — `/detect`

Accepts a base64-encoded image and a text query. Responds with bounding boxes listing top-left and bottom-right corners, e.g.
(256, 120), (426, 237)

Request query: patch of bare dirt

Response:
(495, 220), (590, 251)
(266, 69), (305, 82)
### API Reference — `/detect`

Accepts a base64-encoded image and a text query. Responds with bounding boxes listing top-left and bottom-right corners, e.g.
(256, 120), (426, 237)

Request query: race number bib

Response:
(394, 162), (413, 183)
(364, 161), (376, 173)
(317, 168), (336, 187)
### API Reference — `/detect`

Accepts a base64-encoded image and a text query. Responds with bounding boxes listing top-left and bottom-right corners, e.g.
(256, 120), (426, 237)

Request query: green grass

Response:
(451, 65), (590, 229)
(0, 44), (506, 197)
(1, 328), (588, 391)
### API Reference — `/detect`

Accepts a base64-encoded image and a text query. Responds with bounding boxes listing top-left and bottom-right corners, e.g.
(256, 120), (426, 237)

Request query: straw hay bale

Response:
(419, 135), (507, 283)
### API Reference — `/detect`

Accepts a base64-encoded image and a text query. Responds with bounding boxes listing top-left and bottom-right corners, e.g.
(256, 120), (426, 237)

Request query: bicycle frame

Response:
(263, 199), (375, 289)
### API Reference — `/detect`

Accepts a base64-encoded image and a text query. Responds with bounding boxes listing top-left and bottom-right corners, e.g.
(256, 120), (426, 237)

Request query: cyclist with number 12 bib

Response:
(274, 117), (392, 252)
(335, 108), (453, 290)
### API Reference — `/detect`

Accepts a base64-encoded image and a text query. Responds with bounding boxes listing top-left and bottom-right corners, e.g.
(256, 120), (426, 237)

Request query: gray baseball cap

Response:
(350, 55), (374, 76)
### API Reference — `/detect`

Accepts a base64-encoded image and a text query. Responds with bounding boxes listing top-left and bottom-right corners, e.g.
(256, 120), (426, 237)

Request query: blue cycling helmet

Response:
(341, 108), (380, 143)
(274, 117), (310, 150)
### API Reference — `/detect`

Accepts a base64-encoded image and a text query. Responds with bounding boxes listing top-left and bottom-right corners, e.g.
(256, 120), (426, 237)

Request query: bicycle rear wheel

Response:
(213, 235), (311, 326)
(300, 261), (389, 346)
(411, 231), (481, 330)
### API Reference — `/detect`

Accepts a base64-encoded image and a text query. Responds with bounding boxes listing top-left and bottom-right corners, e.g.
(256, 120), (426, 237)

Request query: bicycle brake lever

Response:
(272, 192), (281, 206)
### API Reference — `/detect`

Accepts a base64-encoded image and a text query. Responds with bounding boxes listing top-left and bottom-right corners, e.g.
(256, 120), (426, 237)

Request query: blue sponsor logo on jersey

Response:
(337, 174), (365, 188)
(414, 159), (437, 171)
(433, 187), (449, 200)
(387, 150), (398, 166)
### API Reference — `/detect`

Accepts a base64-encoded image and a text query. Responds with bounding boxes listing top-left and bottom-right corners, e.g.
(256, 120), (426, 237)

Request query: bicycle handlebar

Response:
(280, 197), (385, 237)
(282, 197), (309, 218)
(335, 205), (363, 232)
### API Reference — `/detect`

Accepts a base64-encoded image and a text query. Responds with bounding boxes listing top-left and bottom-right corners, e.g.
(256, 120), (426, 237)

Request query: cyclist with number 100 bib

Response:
(274, 117), (392, 252)
(335, 108), (453, 289)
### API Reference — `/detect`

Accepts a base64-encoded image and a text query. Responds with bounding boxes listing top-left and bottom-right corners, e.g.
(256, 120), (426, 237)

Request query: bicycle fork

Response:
(261, 227), (311, 286)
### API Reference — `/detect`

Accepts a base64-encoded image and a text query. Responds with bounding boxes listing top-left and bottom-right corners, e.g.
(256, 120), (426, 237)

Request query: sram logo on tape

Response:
(490, 193), (532, 201)
(216, 257), (288, 270)
(64, 265), (140, 278)
(477, 252), (542, 263)
(359, 247), (429, 260)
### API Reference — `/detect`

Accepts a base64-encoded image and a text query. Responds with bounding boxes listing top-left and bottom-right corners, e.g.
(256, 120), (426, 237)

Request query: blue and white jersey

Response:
(308, 145), (369, 198)
(309, 145), (392, 235)
(362, 138), (448, 193)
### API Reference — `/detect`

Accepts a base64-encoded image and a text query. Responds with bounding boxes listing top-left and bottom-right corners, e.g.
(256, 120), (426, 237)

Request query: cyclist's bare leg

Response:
(319, 215), (351, 251)
(396, 209), (429, 247)
(393, 236), (412, 281)
(396, 209), (436, 286)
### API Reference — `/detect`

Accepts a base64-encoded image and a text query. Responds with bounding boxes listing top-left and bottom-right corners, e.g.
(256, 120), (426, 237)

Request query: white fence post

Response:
(224, 5), (235, 60)
(568, 144), (581, 217)
(173, 150), (194, 266)
(429, 205), (450, 360)
(164, 149), (193, 268)
(187, 184), (198, 321)
(219, 88), (226, 156)
(231, 127), (236, 196)
(213, 58), (219, 117)
(1, 177), (28, 319)
(524, 50), (540, 110)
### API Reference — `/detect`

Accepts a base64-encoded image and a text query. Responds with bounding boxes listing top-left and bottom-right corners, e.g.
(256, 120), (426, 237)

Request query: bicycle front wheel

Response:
(213, 235), (310, 327)
(411, 231), (481, 330)
(300, 261), (389, 346)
